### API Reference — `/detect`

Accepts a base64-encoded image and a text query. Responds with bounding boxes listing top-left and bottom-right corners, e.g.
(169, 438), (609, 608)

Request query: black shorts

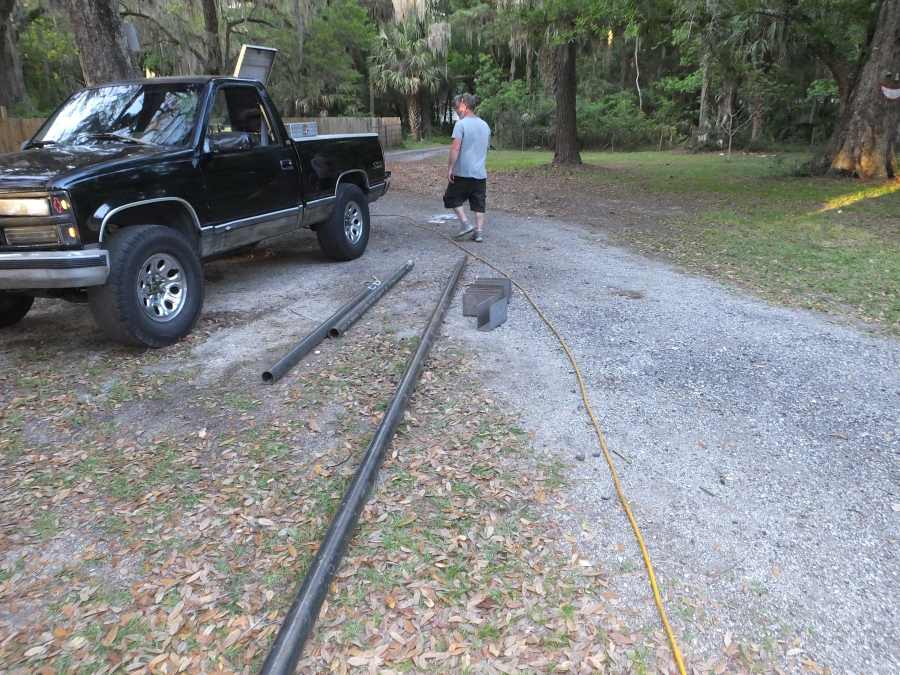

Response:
(443, 177), (487, 213)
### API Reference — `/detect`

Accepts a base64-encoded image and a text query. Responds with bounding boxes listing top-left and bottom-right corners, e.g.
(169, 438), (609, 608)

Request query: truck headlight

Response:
(0, 198), (51, 217)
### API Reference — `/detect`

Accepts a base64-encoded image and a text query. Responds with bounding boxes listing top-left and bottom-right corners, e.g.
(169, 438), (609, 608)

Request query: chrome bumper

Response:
(368, 178), (390, 202)
(0, 249), (109, 289)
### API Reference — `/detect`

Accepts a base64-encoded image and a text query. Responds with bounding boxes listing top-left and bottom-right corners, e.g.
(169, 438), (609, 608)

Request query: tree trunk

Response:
(750, 94), (764, 144)
(634, 35), (643, 112)
(826, 0), (900, 178)
(818, 52), (853, 114)
(525, 40), (533, 91)
(407, 94), (422, 141)
(293, 0), (306, 73)
(201, 0), (223, 74)
(715, 81), (735, 147)
(695, 0), (718, 147)
(0, 0), (25, 110)
(695, 56), (711, 145)
(66, 0), (137, 85)
(420, 91), (433, 137)
(553, 41), (581, 165)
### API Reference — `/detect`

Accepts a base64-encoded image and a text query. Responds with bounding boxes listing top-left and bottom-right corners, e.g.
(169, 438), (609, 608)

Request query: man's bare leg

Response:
(470, 212), (485, 241)
(452, 206), (474, 239)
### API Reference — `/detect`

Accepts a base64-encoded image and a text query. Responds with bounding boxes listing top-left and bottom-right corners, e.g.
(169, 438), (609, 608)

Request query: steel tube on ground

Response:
(262, 285), (374, 384)
(259, 255), (467, 675)
(328, 260), (414, 337)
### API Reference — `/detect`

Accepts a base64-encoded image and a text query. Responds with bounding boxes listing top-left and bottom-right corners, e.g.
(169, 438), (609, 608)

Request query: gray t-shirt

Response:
(451, 115), (491, 180)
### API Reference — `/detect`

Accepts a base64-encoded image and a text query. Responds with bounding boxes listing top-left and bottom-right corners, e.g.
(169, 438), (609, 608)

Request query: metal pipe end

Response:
(262, 371), (275, 384)
(328, 327), (342, 338)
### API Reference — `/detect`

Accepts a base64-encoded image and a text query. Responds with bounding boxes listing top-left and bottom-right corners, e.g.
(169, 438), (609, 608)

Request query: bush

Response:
(475, 56), (554, 149)
(477, 57), (673, 152)
(576, 92), (659, 150)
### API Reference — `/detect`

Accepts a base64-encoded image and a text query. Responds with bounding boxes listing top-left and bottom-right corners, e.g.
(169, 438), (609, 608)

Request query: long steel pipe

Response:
(261, 261), (414, 384)
(262, 285), (373, 384)
(259, 255), (467, 675)
(328, 260), (414, 337)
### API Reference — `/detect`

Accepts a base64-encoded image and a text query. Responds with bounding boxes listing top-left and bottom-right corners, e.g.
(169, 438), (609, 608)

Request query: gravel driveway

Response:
(370, 192), (900, 673)
(3, 187), (896, 672)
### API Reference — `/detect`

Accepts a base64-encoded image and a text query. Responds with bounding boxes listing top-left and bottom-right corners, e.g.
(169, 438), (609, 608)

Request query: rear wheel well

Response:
(104, 203), (199, 251)
(336, 172), (369, 195)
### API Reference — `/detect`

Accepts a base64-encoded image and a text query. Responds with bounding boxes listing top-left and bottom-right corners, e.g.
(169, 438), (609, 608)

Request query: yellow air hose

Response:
(380, 214), (688, 674)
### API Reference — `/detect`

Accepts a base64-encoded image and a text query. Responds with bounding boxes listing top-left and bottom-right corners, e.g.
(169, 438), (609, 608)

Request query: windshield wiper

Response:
(84, 132), (153, 146)
(25, 140), (57, 148)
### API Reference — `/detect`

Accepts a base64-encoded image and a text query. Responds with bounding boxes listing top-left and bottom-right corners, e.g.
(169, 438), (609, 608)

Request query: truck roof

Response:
(88, 76), (261, 88)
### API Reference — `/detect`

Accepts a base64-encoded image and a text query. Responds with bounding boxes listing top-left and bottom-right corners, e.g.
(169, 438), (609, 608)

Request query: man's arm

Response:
(448, 138), (462, 183)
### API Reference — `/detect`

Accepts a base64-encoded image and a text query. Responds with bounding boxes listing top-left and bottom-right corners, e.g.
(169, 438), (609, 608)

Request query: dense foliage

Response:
(1, 0), (896, 168)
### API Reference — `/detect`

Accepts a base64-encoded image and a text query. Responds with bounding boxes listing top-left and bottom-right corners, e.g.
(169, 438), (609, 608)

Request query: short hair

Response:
(454, 93), (478, 111)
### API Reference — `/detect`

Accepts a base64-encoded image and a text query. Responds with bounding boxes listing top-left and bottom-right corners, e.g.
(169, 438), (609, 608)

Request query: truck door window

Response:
(206, 87), (277, 152)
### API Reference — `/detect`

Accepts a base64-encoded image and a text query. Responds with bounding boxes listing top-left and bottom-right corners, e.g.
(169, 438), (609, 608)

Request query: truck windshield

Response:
(34, 83), (204, 148)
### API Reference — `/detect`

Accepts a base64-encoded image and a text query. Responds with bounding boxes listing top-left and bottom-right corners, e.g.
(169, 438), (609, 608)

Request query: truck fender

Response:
(93, 197), (203, 249)
(335, 170), (370, 195)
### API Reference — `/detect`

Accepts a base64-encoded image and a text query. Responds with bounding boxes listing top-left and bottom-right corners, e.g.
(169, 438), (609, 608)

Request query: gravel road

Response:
(371, 192), (900, 673)
(5, 187), (897, 672)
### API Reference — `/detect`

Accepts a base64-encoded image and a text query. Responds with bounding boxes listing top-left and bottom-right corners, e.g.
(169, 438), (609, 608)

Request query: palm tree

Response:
(370, 17), (445, 141)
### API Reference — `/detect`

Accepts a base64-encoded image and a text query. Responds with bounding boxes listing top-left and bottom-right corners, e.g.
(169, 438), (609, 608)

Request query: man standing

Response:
(444, 93), (491, 242)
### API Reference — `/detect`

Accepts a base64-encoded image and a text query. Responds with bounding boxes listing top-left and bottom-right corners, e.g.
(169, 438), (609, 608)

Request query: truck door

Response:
(202, 84), (301, 251)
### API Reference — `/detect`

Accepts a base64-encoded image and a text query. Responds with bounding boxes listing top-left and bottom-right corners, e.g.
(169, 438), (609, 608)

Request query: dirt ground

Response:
(388, 149), (686, 237)
(1, 224), (679, 673)
(1, 170), (898, 673)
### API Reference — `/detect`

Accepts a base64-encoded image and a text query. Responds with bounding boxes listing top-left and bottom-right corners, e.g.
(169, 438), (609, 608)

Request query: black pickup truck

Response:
(0, 76), (389, 347)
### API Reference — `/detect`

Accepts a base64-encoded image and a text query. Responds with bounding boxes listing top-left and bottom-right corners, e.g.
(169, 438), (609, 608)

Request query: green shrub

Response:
(576, 92), (659, 150)
(476, 57), (554, 149)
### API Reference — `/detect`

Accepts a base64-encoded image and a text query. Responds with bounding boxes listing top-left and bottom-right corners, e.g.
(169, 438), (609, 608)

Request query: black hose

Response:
(259, 255), (467, 675)
(329, 260), (414, 337)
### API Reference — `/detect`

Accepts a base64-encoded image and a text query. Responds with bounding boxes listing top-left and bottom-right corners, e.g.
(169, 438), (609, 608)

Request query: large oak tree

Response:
(825, 0), (900, 178)
(201, 0), (224, 74)
(0, 0), (25, 110)
(66, 0), (137, 85)
(522, 0), (631, 165)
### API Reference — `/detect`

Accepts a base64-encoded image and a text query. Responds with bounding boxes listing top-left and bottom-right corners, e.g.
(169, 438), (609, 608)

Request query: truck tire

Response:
(88, 225), (204, 348)
(0, 293), (35, 328)
(317, 184), (370, 261)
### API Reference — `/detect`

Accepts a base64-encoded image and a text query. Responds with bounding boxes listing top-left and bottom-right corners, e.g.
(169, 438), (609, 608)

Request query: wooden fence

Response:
(0, 117), (44, 154)
(284, 116), (403, 148)
(0, 116), (403, 155)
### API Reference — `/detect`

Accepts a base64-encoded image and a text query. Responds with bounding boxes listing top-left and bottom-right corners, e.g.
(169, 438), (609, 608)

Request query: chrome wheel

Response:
(343, 200), (364, 245)
(136, 253), (187, 322)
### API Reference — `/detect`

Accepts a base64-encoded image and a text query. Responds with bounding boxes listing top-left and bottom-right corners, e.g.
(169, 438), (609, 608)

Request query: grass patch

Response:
(34, 511), (60, 540)
(400, 134), (451, 150)
(486, 150), (900, 329)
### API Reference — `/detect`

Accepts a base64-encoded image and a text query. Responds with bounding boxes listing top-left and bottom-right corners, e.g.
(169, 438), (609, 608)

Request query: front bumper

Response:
(0, 249), (109, 290)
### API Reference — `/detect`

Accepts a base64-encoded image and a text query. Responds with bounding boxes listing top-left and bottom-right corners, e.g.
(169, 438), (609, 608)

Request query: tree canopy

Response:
(0, 0), (897, 176)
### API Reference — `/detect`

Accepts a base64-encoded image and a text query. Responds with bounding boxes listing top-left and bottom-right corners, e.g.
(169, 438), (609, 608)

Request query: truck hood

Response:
(0, 144), (179, 191)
